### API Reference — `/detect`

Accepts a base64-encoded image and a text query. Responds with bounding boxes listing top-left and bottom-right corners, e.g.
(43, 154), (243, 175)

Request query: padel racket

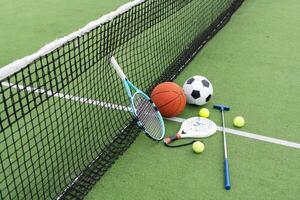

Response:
(110, 56), (165, 141)
(164, 117), (217, 144)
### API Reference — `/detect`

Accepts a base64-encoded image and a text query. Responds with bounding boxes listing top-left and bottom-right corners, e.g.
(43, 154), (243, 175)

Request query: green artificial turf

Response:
(1, 0), (300, 199)
(175, 0), (300, 143)
(85, 124), (300, 200)
(85, 0), (300, 199)
(0, 0), (130, 67)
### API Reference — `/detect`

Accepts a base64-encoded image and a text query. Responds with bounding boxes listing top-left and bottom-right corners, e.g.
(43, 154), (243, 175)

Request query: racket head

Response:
(180, 117), (217, 138)
(131, 91), (165, 141)
(110, 56), (165, 140)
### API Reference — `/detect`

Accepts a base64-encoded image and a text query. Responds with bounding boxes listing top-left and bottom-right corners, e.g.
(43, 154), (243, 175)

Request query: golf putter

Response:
(213, 104), (231, 190)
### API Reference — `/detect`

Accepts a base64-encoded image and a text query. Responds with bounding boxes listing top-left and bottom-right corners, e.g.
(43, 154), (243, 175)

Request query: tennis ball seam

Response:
(199, 108), (209, 118)
(233, 116), (245, 127)
(192, 141), (204, 153)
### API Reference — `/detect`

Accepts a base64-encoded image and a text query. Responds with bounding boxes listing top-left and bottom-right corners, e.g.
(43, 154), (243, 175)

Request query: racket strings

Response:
(135, 95), (161, 133)
(136, 100), (161, 136)
(133, 93), (163, 140)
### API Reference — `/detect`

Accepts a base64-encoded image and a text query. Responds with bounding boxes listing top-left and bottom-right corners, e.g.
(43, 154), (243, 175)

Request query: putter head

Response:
(213, 104), (230, 111)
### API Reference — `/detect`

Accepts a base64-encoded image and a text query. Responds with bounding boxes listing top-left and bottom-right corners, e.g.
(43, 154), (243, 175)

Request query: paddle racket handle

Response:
(224, 159), (231, 190)
(164, 134), (181, 144)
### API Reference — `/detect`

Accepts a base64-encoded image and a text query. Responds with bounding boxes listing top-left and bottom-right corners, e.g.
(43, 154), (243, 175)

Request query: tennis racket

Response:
(164, 117), (217, 144)
(110, 56), (165, 141)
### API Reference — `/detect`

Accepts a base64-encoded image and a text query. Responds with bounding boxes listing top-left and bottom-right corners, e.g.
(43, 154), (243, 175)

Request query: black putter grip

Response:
(164, 134), (181, 144)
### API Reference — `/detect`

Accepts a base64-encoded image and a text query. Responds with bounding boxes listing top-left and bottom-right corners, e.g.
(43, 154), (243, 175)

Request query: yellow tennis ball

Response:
(192, 141), (205, 154)
(233, 116), (245, 127)
(199, 108), (210, 118)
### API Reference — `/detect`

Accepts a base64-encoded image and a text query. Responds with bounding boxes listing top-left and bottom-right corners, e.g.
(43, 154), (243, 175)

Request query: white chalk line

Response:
(165, 117), (300, 150)
(3, 82), (300, 150)
(1, 81), (132, 200)
(1, 82), (130, 112)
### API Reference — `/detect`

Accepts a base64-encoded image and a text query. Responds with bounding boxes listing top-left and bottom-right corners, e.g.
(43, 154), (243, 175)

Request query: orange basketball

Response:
(150, 82), (186, 117)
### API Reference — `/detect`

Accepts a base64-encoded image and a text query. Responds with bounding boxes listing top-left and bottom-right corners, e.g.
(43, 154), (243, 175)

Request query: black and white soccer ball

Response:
(183, 75), (213, 106)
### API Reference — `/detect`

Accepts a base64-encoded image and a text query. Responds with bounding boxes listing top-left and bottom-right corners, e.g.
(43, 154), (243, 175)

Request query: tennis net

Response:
(0, 0), (243, 199)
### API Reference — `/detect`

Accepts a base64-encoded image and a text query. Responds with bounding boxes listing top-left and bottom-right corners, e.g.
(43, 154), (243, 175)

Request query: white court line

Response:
(165, 117), (300, 150)
(1, 82), (131, 112)
(2, 81), (132, 200)
(3, 81), (300, 150)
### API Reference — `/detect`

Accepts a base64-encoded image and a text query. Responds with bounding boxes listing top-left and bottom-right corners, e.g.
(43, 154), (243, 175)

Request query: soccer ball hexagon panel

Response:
(183, 75), (213, 106)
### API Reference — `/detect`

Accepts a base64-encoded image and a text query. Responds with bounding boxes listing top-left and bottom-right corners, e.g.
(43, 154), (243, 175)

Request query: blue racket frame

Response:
(125, 79), (165, 139)
(110, 56), (165, 141)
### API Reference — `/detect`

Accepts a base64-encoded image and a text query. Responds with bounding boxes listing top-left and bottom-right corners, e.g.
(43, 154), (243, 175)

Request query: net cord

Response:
(0, 0), (144, 81)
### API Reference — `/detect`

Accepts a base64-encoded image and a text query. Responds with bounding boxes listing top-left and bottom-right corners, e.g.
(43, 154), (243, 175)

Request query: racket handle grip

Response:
(224, 159), (231, 190)
(110, 56), (126, 80)
(164, 134), (181, 144)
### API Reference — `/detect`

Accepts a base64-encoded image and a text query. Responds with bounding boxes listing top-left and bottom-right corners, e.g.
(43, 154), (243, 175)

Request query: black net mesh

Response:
(0, 0), (243, 199)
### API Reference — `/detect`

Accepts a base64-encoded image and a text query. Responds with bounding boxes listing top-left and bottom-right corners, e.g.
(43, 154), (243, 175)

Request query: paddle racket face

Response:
(164, 117), (217, 144)
(180, 117), (217, 138)
(110, 56), (165, 141)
